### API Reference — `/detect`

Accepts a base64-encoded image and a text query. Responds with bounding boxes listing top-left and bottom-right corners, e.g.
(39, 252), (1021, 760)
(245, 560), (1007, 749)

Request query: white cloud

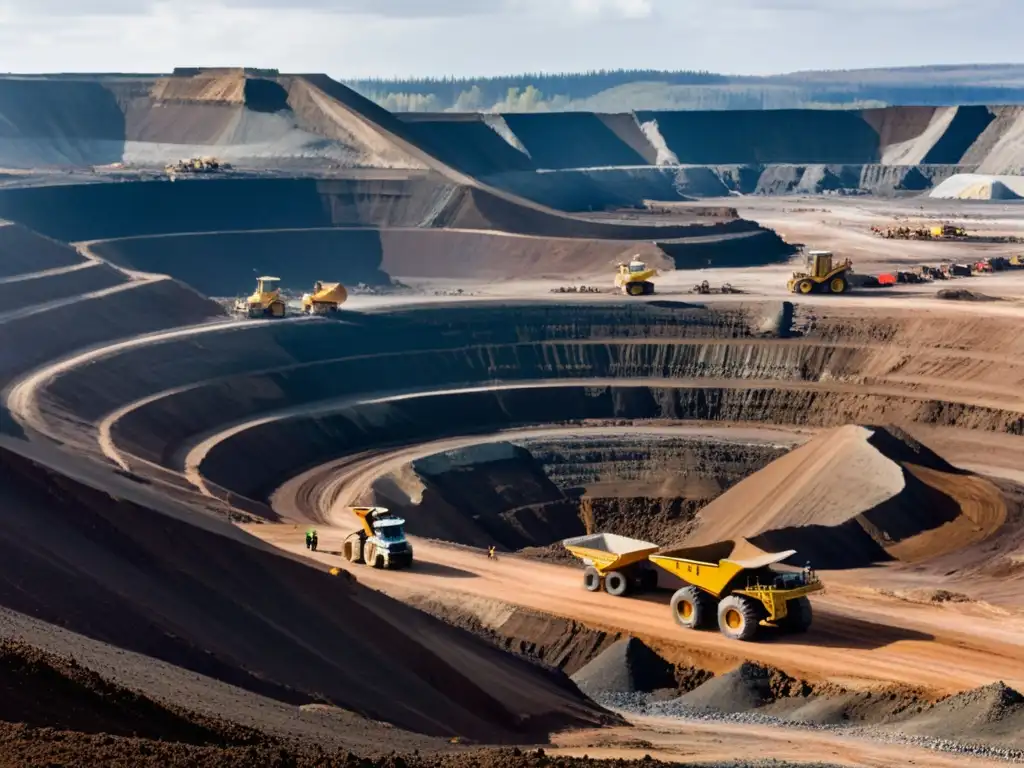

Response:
(0, 0), (1018, 78)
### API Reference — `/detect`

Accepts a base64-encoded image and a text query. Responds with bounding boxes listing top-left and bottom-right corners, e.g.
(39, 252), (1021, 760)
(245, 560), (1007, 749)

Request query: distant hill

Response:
(347, 64), (1024, 113)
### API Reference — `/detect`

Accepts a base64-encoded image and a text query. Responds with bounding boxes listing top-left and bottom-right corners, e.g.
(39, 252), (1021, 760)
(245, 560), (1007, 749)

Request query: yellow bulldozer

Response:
(615, 258), (658, 296)
(931, 224), (968, 239)
(787, 250), (853, 295)
(301, 281), (348, 315)
(562, 533), (822, 642)
(342, 507), (413, 570)
(234, 276), (287, 319)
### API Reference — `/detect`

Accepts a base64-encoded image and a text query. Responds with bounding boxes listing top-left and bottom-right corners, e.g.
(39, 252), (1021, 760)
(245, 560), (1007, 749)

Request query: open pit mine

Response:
(2, 67), (1024, 768)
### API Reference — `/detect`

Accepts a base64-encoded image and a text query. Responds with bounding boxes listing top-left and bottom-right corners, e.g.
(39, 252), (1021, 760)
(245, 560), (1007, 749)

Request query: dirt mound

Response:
(937, 288), (1001, 302)
(0, 443), (607, 744)
(763, 686), (927, 726)
(678, 662), (803, 713)
(895, 682), (1024, 749)
(570, 638), (676, 696)
(687, 425), (1008, 568)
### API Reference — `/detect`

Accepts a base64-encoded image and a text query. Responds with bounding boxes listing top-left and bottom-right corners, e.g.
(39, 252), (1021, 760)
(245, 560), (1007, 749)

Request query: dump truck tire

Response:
(670, 586), (710, 630)
(366, 543), (382, 569)
(780, 596), (813, 633)
(604, 570), (630, 597)
(344, 533), (365, 565)
(798, 279), (815, 295)
(627, 283), (644, 297)
(829, 276), (847, 294)
(641, 282), (655, 296)
(583, 567), (601, 592)
(717, 595), (760, 641)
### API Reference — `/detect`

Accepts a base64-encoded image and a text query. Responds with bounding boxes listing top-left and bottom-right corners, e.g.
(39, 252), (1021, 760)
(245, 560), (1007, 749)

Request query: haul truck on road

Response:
(563, 534), (822, 642)
(343, 507), (413, 570)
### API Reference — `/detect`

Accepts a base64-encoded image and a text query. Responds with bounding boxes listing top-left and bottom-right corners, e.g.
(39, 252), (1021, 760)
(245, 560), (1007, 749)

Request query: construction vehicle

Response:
(692, 280), (711, 295)
(301, 281), (348, 315)
(562, 533), (661, 596)
(164, 156), (228, 175)
(787, 250), (853, 295)
(931, 224), (968, 239)
(342, 506), (413, 570)
(650, 540), (823, 641)
(615, 258), (658, 296)
(234, 276), (287, 319)
(563, 534), (823, 642)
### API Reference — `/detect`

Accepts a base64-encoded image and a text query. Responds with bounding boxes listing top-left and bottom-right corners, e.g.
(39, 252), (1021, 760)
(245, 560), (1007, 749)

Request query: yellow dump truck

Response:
(342, 506), (413, 570)
(562, 533), (661, 596)
(301, 281), (348, 315)
(649, 540), (822, 641)
(563, 535), (822, 641)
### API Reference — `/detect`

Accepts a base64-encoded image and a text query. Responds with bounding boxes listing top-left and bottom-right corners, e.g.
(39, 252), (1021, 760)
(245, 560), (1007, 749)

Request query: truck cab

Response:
(345, 507), (413, 569)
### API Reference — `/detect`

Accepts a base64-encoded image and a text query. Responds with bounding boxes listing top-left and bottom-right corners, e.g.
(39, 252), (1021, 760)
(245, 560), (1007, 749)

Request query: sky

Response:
(0, 0), (1020, 78)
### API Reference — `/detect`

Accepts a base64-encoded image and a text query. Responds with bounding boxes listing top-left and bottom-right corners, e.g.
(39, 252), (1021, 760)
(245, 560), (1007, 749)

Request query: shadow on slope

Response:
(0, 444), (608, 744)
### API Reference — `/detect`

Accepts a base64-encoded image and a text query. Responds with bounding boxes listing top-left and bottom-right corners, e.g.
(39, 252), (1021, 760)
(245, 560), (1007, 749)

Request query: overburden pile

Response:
(685, 425), (1008, 568)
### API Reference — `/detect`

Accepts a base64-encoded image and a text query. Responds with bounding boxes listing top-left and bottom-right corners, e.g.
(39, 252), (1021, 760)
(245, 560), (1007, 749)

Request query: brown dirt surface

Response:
(0, 443), (609, 745)
(686, 424), (1010, 568)
(0, 639), (258, 746)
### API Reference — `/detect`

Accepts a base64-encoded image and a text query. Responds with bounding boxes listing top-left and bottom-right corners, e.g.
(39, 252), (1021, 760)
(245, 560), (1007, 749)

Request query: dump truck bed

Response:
(648, 540), (797, 598)
(562, 533), (660, 573)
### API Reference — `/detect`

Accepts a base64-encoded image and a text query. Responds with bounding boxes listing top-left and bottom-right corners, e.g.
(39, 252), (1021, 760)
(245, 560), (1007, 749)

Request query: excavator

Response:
(787, 251), (853, 295)
(301, 281), (348, 315)
(615, 258), (658, 296)
(234, 276), (287, 318)
(342, 507), (414, 570)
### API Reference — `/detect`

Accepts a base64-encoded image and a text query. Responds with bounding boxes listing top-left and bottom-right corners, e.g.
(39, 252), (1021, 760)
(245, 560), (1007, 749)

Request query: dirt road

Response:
(243, 522), (1024, 695)
(553, 715), (1012, 768)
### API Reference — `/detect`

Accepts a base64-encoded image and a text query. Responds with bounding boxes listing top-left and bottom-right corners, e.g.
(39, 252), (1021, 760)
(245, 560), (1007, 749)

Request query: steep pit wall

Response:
(0, 261), (127, 313)
(369, 443), (583, 549)
(198, 384), (1024, 507)
(524, 435), (789, 544)
(30, 302), (1024, 483)
(0, 278), (224, 389)
(0, 223), (86, 277)
(500, 113), (654, 170)
(399, 113), (536, 177)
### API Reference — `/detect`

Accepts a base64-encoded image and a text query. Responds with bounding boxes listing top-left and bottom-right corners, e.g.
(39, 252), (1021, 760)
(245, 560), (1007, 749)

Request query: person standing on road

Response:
(305, 529), (313, 550)
(310, 530), (319, 552)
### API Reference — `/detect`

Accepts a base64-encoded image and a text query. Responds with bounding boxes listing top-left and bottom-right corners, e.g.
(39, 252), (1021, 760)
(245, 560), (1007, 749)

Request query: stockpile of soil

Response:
(686, 425), (1009, 568)
(937, 288), (1001, 302)
(0, 443), (608, 744)
(570, 638), (677, 696)
(895, 682), (1024, 749)
(678, 662), (807, 714)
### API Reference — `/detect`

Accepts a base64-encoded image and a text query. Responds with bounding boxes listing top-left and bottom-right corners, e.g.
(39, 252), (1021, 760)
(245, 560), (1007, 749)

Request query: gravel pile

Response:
(596, 687), (1024, 763)
(570, 638), (676, 696)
